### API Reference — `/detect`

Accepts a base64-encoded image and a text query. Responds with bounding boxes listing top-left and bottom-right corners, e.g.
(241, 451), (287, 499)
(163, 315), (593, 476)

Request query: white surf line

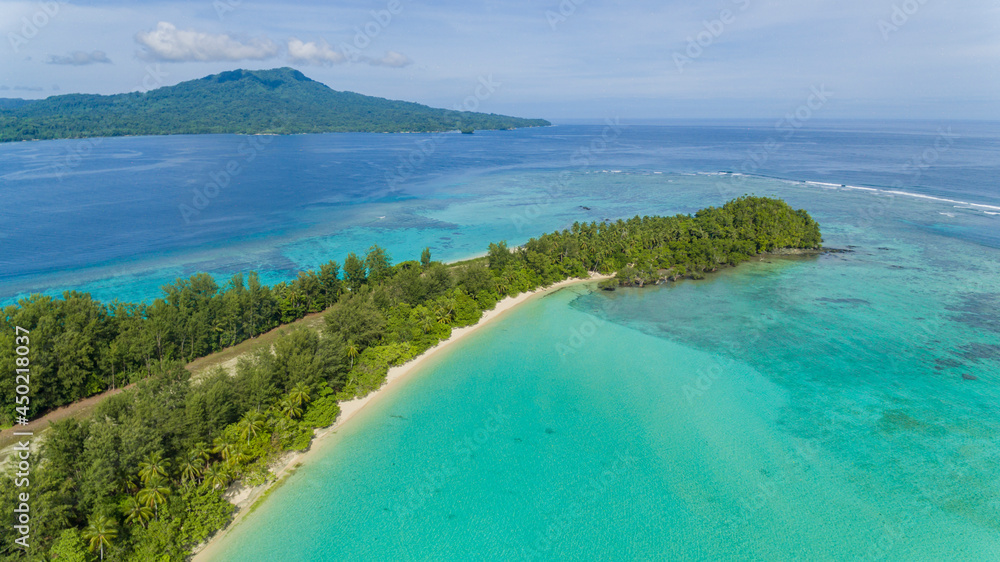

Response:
(629, 170), (1000, 214)
(735, 172), (1000, 213)
(805, 180), (841, 189)
(881, 190), (1000, 212)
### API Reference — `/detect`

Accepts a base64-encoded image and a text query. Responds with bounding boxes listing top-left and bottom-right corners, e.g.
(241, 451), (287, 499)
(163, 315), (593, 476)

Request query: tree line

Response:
(0, 67), (549, 143)
(0, 196), (821, 560)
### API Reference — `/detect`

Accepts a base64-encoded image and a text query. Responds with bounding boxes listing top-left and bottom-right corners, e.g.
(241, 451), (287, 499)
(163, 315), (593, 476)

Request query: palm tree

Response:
(224, 451), (248, 472)
(501, 271), (519, 294)
(345, 340), (359, 368)
(137, 474), (171, 516)
(494, 277), (509, 296)
(212, 436), (238, 463)
(137, 451), (168, 485)
(190, 442), (211, 464)
(117, 473), (139, 495)
(418, 311), (435, 334)
(279, 397), (303, 420)
(202, 463), (229, 490)
(288, 382), (312, 407)
(82, 515), (118, 561)
(178, 451), (206, 484)
(435, 299), (455, 325)
(123, 497), (153, 528)
(238, 410), (268, 444)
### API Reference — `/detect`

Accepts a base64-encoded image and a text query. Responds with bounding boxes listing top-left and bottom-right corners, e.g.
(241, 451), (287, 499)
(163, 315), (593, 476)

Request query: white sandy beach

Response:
(192, 273), (610, 561)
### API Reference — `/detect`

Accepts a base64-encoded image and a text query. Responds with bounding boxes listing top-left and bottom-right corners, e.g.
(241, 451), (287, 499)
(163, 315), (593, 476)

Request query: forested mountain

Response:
(0, 68), (550, 142)
(0, 99), (35, 111)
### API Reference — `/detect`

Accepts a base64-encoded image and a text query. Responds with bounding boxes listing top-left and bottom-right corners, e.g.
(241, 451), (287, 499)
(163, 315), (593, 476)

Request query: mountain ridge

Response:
(0, 67), (550, 142)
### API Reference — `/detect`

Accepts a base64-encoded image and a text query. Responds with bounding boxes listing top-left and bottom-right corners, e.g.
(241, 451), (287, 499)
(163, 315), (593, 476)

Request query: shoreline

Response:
(191, 273), (610, 561)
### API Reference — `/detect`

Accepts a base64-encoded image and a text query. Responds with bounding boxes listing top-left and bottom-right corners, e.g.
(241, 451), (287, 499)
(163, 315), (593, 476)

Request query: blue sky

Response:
(1, 0), (998, 119)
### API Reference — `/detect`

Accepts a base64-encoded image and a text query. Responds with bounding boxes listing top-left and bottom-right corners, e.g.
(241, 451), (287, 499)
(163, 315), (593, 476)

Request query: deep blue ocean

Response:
(3, 122), (1000, 560)
(1, 120), (998, 305)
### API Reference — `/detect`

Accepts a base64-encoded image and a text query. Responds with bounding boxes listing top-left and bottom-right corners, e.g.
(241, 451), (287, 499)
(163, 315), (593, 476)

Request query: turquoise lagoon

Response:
(209, 175), (1000, 561)
(4, 122), (999, 305)
(4, 124), (998, 560)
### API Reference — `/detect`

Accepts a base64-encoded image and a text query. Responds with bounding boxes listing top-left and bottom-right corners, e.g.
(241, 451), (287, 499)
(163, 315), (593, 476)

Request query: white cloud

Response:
(286, 39), (413, 68)
(288, 37), (413, 68)
(135, 22), (279, 62)
(287, 38), (346, 65)
(47, 50), (112, 65)
(1, 85), (43, 91)
(368, 50), (412, 68)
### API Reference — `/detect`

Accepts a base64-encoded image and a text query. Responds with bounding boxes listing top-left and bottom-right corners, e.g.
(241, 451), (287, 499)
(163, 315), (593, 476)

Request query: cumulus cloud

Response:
(368, 50), (413, 68)
(286, 39), (413, 68)
(47, 50), (112, 66)
(135, 22), (279, 62)
(287, 38), (346, 65)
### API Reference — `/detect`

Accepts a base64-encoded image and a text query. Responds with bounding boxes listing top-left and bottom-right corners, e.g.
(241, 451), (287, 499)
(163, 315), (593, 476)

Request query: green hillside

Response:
(0, 67), (550, 142)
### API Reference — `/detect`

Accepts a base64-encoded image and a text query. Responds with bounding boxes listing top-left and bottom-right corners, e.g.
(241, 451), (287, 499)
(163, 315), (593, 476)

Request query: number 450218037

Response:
(14, 326), (30, 421)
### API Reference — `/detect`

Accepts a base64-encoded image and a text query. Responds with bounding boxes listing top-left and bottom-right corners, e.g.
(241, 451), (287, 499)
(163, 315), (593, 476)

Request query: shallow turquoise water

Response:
(210, 176), (1000, 561)
(4, 123), (999, 305)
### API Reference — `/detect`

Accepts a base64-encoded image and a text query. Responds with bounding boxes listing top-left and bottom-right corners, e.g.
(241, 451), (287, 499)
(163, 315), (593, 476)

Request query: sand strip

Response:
(192, 273), (609, 560)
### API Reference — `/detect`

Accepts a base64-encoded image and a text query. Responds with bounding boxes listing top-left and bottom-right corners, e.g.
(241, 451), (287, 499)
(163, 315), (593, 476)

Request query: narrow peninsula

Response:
(0, 196), (822, 560)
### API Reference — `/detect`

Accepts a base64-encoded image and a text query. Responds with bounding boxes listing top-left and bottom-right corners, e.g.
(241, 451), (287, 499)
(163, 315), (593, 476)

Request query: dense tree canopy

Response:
(0, 68), (550, 143)
(0, 196), (820, 424)
(0, 196), (821, 560)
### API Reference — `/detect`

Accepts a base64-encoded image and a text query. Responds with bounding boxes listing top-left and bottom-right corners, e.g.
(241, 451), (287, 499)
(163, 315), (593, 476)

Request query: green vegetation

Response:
(588, 195), (823, 287)
(0, 68), (550, 143)
(0, 99), (34, 111)
(0, 196), (820, 560)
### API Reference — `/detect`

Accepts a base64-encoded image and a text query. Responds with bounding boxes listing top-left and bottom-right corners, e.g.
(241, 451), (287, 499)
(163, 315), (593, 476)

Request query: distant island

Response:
(0, 67), (550, 142)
